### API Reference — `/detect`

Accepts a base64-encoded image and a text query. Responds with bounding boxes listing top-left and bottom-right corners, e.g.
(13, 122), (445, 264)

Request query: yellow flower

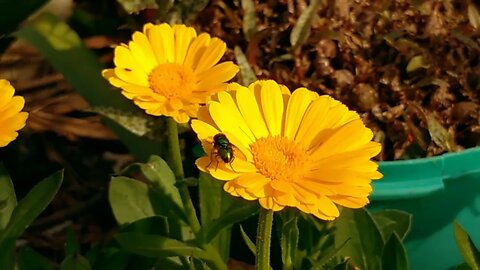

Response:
(102, 23), (239, 123)
(192, 80), (382, 220)
(0, 79), (28, 147)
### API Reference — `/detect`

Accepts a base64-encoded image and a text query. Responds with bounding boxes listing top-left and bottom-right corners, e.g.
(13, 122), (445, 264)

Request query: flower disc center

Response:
(250, 135), (310, 182)
(148, 63), (196, 98)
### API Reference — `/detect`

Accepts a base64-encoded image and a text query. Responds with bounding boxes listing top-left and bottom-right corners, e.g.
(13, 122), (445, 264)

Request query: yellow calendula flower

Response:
(0, 79), (28, 147)
(192, 80), (382, 220)
(102, 23), (239, 123)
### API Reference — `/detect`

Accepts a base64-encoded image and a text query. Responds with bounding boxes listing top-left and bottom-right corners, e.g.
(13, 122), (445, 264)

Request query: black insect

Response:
(208, 133), (236, 171)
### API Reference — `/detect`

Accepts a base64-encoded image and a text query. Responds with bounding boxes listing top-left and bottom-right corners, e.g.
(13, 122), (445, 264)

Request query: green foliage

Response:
(196, 200), (258, 244)
(279, 211), (299, 270)
(16, 13), (163, 162)
(0, 164), (16, 230)
(241, 0), (256, 41)
(198, 173), (235, 261)
(18, 248), (56, 270)
(454, 222), (480, 270)
(381, 233), (409, 270)
(334, 208), (384, 270)
(0, 168), (63, 270)
(109, 176), (163, 225)
(234, 46), (258, 86)
(61, 254), (92, 270)
(0, 0), (49, 51)
(290, 0), (323, 49)
(279, 208), (411, 270)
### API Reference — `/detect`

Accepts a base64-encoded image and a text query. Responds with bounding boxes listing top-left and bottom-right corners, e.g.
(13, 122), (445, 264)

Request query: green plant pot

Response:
(370, 147), (480, 270)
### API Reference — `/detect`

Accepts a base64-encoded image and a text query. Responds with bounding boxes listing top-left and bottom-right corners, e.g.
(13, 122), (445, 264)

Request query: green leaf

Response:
(122, 216), (169, 236)
(372, 210), (411, 241)
(116, 0), (158, 14)
(61, 254), (91, 270)
(65, 227), (80, 256)
(85, 247), (131, 270)
(0, 170), (63, 244)
(116, 232), (210, 259)
(18, 247), (55, 270)
(406, 55), (428, 72)
(241, 0), (256, 40)
(334, 208), (384, 270)
(239, 225), (256, 255)
(15, 13), (126, 106)
(0, 0), (48, 35)
(16, 13), (163, 162)
(454, 221), (480, 270)
(108, 176), (158, 225)
(198, 172), (233, 261)
(381, 233), (408, 270)
(197, 200), (258, 244)
(426, 112), (456, 152)
(0, 238), (16, 270)
(121, 156), (189, 238)
(137, 156), (183, 210)
(468, 4), (480, 29)
(234, 46), (257, 86)
(314, 239), (350, 267)
(172, 0), (210, 23)
(280, 212), (299, 270)
(0, 164), (16, 230)
(88, 107), (158, 138)
(290, 0), (323, 48)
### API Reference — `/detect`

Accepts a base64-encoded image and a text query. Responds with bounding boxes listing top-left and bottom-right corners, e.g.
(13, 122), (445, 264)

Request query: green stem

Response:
(161, 11), (224, 268)
(166, 118), (201, 233)
(256, 208), (274, 270)
(166, 117), (226, 270)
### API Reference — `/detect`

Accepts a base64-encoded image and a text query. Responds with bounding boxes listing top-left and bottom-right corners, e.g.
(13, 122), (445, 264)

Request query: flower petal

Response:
(236, 86), (269, 139)
(259, 80), (284, 136)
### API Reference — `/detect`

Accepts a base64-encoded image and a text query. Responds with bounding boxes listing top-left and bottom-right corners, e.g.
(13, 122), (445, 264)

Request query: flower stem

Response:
(166, 118), (201, 233)
(166, 118), (226, 270)
(256, 208), (274, 270)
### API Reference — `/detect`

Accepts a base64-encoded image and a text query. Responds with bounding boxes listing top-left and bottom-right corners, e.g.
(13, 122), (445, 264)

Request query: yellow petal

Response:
(0, 79), (14, 109)
(208, 101), (255, 148)
(147, 24), (168, 64)
(310, 120), (373, 159)
(2, 112), (28, 132)
(216, 91), (256, 140)
(156, 23), (175, 63)
(259, 197), (285, 211)
(184, 33), (211, 70)
(196, 156), (241, 180)
(236, 86), (269, 139)
(284, 88), (315, 139)
(113, 45), (146, 73)
(191, 120), (220, 140)
(329, 195), (369, 209)
(314, 195), (340, 218)
(173, 24), (197, 64)
(0, 96), (24, 120)
(234, 173), (270, 188)
(195, 38), (226, 73)
(114, 67), (149, 87)
(0, 132), (18, 147)
(131, 31), (158, 71)
(259, 80), (284, 136)
(196, 62), (239, 90)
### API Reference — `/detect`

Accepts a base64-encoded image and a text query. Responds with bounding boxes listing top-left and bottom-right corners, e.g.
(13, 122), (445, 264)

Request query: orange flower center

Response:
(148, 63), (196, 98)
(250, 135), (310, 182)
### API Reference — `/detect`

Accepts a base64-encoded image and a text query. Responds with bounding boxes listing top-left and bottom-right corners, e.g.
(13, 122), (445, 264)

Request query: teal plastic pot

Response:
(370, 147), (480, 270)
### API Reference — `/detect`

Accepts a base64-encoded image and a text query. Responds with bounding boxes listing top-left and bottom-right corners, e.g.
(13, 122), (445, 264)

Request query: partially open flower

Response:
(102, 23), (239, 123)
(0, 79), (29, 147)
(192, 80), (382, 220)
